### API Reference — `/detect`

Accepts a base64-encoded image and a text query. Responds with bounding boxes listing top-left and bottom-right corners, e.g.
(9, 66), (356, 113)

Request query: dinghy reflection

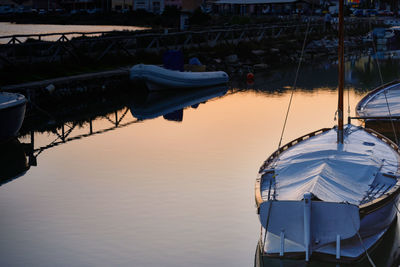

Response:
(255, 216), (400, 267)
(129, 86), (228, 121)
(0, 91), (143, 187)
(4, 86), (229, 187)
(0, 138), (31, 186)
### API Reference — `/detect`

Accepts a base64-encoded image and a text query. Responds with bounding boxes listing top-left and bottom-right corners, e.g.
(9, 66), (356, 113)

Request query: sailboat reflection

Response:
(129, 86), (228, 121)
(254, 217), (400, 266)
(0, 138), (31, 186)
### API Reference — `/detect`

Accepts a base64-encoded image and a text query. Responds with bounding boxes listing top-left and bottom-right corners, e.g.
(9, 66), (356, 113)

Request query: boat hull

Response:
(258, 194), (399, 262)
(0, 100), (26, 142)
(0, 138), (29, 186)
(130, 64), (229, 91)
(255, 126), (400, 263)
(256, 216), (400, 266)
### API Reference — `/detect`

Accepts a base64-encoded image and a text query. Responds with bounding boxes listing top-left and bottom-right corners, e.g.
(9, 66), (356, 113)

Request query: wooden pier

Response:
(0, 18), (373, 69)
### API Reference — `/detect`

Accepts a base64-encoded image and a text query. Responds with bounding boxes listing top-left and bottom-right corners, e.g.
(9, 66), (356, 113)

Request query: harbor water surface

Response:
(1, 27), (400, 266)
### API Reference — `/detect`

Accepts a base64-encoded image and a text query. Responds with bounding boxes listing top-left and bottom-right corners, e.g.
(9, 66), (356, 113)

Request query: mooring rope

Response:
(349, 209), (377, 267)
(394, 202), (400, 214)
(262, 200), (273, 250)
(348, 83), (351, 120)
(356, 231), (377, 267)
(368, 19), (398, 144)
(276, 11), (314, 152)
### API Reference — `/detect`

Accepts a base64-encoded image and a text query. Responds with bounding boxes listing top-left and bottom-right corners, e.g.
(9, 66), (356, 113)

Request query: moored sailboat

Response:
(255, 0), (400, 263)
(355, 80), (400, 139)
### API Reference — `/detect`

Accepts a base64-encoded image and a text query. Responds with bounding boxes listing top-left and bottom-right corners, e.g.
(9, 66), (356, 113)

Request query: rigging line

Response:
(368, 19), (398, 144)
(395, 202), (400, 214)
(262, 200), (273, 250)
(276, 13), (313, 152)
(348, 82), (350, 119)
(350, 210), (376, 267)
(356, 232), (376, 267)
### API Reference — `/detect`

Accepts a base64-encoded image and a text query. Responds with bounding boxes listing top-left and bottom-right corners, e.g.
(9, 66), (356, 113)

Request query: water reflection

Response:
(362, 120), (400, 144)
(3, 86), (229, 187)
(0, 138), (30, 186)
(129, 86), (228, 121)
(20, 90), (137, 135)
(255, 216), (400, 266)
(1, 49), (400, 266)
(350, 55), (400, 89)
(232, 54), (400, 94)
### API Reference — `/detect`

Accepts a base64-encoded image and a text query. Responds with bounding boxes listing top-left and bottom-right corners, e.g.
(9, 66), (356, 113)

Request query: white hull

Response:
(255, 125), (400, 263)
(259, 195), (399, 262)
(130, 64), (229, 91)
(356, 80), (400, 118)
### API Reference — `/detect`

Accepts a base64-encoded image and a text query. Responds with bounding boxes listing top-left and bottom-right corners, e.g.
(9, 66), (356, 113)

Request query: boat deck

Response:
(260, 125), (400, 205)
(357, 81), (400, 118)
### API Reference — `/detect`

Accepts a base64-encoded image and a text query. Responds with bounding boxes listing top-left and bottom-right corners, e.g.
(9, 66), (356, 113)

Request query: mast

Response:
(337, 0), (344, 144)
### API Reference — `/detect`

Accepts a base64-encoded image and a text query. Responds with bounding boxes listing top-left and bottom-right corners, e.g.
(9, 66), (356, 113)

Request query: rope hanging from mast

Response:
(276, 11), (314, 151)
(368, 20), (398, 144)
(337, 0), (344, 144)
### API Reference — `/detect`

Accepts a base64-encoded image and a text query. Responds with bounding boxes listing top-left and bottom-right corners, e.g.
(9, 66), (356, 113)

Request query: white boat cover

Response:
(261, 125), (399, 205)
(130, 64), (229, 89)
(357, 82), (400, 117)
(0, 92), (26, 110)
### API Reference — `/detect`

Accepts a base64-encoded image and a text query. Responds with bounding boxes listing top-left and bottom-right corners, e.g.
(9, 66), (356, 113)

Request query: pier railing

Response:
(0, 18), (372, 68)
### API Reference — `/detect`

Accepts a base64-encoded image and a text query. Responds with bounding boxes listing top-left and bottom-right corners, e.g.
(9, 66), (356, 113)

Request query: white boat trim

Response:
(130, 64), (229, 90)
(0, 92), (26, 110)
(356, 80), (400, 118)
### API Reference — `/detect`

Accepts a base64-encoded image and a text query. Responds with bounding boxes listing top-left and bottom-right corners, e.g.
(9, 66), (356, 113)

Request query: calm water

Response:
(1, 55), (400, 266)
(0, 22), (147, 43)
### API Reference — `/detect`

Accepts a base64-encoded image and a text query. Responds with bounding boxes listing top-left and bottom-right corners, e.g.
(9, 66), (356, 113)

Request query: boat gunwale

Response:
(255, 126), (400, 215)
(359, 127), (400, 215)
(0, 93), (27, 111)
(0, 100), (26, 113)
(130, 65), (229, 87)
(355, 79), (400, 118)
(255, 127), (330, 208)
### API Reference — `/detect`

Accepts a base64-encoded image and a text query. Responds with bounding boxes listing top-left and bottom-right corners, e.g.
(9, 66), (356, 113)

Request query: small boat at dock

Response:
(256, 125), (400, 262)
(0, 92), (26, 142)
(255, 0), (400, 263)
(356, 80), (400, 139)
(129, 64), (229, 91)
(356, 80), (400, 119)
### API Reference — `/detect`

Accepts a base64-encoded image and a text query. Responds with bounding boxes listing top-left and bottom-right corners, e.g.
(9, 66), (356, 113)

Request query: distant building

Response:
(181, 0), (201, 12)
(213, 0), (310, 15)
(0, 0), (34, 11)
(0, 0), (15, 7)
(59, 0), (96, 11)
(132, 0), (164, 13)
(165, 0), (181, 8)
(112, 0), (133, 10)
